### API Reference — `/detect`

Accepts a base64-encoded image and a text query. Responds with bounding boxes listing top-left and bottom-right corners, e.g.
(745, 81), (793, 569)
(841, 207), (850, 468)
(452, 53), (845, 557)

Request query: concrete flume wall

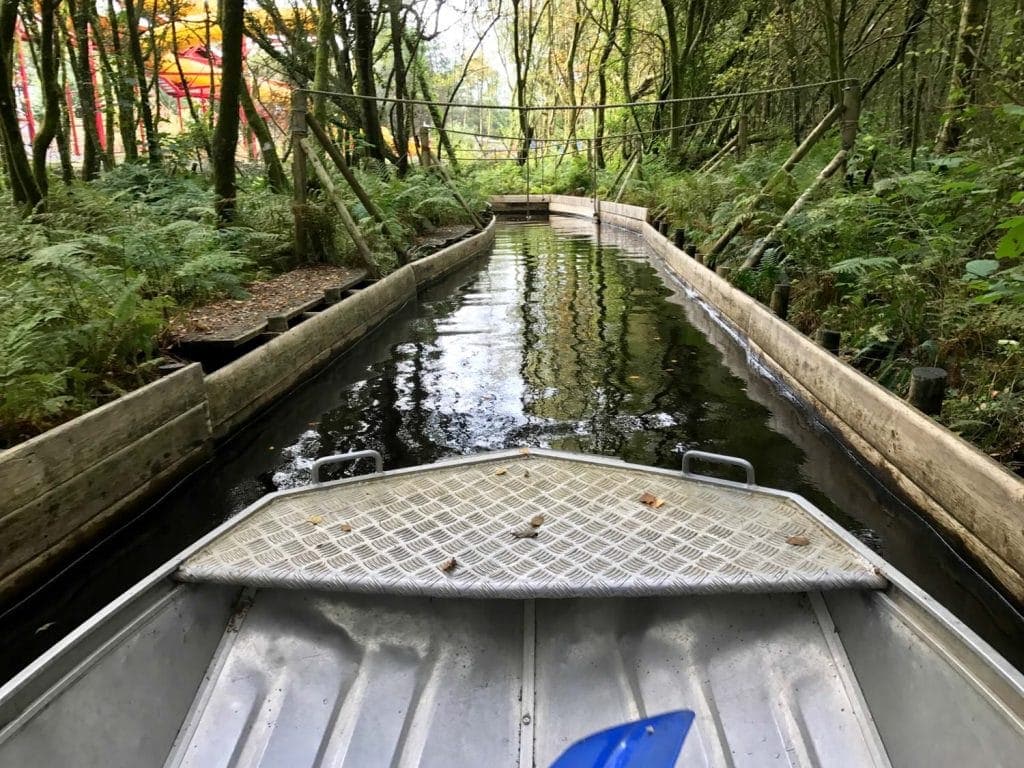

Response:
(0, 219), (497, 600)
(492, 193), (1024, 603)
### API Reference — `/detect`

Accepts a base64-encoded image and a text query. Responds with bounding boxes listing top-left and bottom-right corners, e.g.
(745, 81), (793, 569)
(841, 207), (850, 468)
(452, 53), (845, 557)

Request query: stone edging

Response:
(493, 193), (1024, 604)
(0, 217), (498, 601)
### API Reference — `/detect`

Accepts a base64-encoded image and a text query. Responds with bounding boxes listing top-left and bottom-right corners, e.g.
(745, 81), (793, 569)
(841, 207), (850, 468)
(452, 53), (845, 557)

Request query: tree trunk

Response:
(123, 0), (159, 164)
(90, 12), (117, 169)
(387, 0), (409, 176)
(212, 0), (244, 220)
(660, 0), (683, 153)
(351, 0), (391, 163)
(594, 0), (620, 169)
(0, 0), (42, 205)
(67, 0), (102, 180)
(31, 0), (61, 194)
(107, 0), (136, 161)
(241, 79), (288, 193)
(934, 0), (989, 153)
(313, 0), (332, 122)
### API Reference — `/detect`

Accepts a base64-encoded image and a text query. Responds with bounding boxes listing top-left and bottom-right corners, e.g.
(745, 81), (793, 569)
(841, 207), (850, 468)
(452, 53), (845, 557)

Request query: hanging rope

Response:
(296, 78), (856, 114)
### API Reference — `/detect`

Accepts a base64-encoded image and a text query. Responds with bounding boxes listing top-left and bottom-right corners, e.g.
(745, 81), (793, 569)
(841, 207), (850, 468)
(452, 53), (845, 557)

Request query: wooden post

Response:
(736, 115), (748, 159)
(291, 90), (308, 261)
(418, 124), (432, 167)
(266, 314), (289, 333)
(817, 328), (841, 355)
(770, 283), (791, 319)
(908, 367), (947, 415)
(673, 228), (686, 249)
(306, 113), (409, 265)
(716, 265), (732, 280)
(299, 137), (381, 278)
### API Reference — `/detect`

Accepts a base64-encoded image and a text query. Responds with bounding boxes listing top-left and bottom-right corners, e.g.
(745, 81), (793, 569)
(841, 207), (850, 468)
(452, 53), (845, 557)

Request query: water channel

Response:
(4, 217), (1023, 681)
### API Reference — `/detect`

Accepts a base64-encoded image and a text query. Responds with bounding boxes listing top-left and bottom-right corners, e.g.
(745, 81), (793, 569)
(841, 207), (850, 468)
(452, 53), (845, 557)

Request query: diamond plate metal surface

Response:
(177, 454), (886, 596)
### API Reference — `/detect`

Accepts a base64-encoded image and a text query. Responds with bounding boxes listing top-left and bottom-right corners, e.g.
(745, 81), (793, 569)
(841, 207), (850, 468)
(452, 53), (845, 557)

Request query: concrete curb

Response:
(0, 217), (497, 600)
(493, 193), (1024, 603)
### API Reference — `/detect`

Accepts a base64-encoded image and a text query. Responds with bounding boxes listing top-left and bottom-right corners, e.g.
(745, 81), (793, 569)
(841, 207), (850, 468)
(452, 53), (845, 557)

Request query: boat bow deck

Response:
(177, 451), (885, 596)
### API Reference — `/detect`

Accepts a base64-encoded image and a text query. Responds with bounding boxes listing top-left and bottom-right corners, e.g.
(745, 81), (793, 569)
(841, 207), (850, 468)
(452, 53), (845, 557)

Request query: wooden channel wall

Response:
(493, 193), (1024, 604)
(0, 219), (497, 601)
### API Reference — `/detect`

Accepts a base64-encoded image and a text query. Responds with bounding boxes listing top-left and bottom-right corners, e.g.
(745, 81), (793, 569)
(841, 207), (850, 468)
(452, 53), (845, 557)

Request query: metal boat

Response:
(1, 448), (1022, 767)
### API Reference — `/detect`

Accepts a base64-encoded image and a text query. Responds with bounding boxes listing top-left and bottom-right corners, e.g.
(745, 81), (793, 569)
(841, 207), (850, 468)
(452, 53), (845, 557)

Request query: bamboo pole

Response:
(613, 151), (641, 203)
(697, 136), (737, 174)
(299, 137), (381, 278)
(306, 113), (409, 265)
(742, 149), (847, 270)
(704, 102), (844, 260)
(429, 153), (485, 229)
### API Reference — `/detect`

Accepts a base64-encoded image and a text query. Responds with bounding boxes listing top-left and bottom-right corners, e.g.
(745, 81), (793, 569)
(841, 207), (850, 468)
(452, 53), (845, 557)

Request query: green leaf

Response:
(995, 224), (1024, 261)
(1001, 104), (1024, 117)
(1011, 191), (1024, 205)
(995, 215), (1024, 230)
(965, 259), (999, 278)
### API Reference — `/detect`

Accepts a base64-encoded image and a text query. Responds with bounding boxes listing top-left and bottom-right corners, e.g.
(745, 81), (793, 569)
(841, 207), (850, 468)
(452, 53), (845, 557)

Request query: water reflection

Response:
(270, 221), (837, 521)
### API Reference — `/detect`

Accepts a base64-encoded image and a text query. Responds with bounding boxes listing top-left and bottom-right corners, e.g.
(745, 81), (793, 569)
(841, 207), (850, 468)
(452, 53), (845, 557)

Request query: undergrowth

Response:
(0, 162), (484, 447)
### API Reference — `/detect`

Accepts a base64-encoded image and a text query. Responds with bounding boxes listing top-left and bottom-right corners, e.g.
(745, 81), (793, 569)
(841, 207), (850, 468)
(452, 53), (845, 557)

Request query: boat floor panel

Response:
(177, 454), (885, 597)
(165, 589), (889, 768)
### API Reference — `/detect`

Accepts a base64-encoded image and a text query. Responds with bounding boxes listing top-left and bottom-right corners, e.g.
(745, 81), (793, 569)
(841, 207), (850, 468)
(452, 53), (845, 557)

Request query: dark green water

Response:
(4, 218), (1023, 679)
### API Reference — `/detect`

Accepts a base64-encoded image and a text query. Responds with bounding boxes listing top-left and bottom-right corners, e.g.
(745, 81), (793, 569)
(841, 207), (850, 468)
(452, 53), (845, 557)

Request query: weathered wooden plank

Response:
(0, 365), (206, 515)
(0, 403), (211, 580)
(206, 266), (418, 436)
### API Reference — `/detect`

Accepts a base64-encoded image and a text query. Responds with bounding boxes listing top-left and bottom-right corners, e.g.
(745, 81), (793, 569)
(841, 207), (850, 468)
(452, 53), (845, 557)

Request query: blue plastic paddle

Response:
(549, 710), (695, 768)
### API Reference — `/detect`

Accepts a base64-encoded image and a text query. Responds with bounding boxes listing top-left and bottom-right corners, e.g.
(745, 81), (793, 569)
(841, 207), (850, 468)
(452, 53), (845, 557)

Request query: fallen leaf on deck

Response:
(339, 522), (352, 532)
(306, 515), (324, 525)
(524, 469), (530, 478)
(495, 468), (507, 476)
(639, 492), (665, 509)
(530, 514), (545, 528)
(440, 557), (457, 573)
(511, 527), (539, 539)
(520, 447), (530, 455)
(786, 535), (810, 546)
(34, 622), (55, 634)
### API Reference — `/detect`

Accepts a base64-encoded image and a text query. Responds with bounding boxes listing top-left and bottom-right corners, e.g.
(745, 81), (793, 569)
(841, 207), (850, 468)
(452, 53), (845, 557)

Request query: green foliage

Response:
(609, 139), (1024, 471)
(0, 166), (290, 445)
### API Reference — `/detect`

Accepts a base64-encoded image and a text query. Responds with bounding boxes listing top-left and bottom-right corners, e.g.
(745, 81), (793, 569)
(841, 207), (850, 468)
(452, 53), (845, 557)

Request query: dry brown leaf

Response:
(338, 522), (353, 533)
(530, 514), (545, 528)
(495, 468), (507, 476)
(511, 527), (539, 539)
(639, 492), (665, 509)
(440, 557), (457, 573)
(520, 447), (530, 455)
(306, 515), (324, 525)
(786, 535), (810, 546)
(524, 469), (531, 478)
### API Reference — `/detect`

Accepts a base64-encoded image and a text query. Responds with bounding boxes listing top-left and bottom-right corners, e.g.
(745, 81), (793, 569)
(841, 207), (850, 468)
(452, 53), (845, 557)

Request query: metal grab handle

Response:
(312, 450), (384, 484)
(681, 450), (756, 486)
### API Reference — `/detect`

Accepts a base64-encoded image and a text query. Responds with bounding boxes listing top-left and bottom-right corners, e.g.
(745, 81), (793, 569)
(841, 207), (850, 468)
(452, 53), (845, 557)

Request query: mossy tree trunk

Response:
(212, 0), (244, 220)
